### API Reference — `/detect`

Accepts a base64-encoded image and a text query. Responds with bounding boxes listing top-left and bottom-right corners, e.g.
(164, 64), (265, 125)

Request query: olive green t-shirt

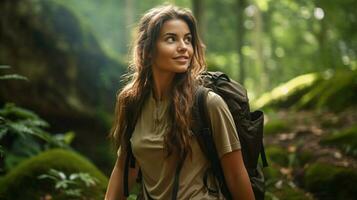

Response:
(120, 91), (241, 200)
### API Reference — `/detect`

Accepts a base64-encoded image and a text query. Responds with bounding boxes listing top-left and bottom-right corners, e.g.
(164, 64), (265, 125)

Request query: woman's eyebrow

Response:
(163, 32), (192, 37)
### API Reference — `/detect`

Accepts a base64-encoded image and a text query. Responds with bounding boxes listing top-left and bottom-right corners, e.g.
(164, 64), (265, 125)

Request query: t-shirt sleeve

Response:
(206, 91), (241, 158)
(117, 146), (122, 157)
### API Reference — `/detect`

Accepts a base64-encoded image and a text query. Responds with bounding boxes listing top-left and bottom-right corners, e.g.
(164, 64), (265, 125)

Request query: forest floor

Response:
(265, 107), (357, 167)
(263, 106), (357, 199)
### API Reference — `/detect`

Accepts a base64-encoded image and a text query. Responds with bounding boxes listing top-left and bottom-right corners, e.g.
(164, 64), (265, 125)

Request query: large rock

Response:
(320, 125), (357, 157)
(0, 0), (125, 123)
(254, 69), (357, 112)
(0, 0), (126, 172)
(0, 149), (108, 200)
(304, 162), (357, 200)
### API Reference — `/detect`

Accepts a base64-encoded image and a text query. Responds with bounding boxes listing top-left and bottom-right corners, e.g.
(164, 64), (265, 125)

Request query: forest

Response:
(0, 0), (356, 199)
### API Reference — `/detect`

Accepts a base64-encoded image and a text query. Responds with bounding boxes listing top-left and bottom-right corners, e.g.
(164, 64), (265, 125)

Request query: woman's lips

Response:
(173, 56), (189, 64)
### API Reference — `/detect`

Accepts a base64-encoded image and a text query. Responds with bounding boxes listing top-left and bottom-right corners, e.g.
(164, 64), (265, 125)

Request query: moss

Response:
(266, 183), (314, 200)
(255, 69), (357, 111)
(0, 149), (108, 200)
(266, 146), (289, 167)
(320, 125), (357, 157)
(265, 119), (291, 135)
(253, 73), (319, 109)
(320, 115), (342, 128)
(304, 163), (357, 200)
(296, 150), (314, 166)
(263, 165), (281, 181)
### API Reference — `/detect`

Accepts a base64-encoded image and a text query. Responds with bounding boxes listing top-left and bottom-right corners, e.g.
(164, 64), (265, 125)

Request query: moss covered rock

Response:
(320, 125), (357, 157)
(255, 69), (357, 112)
(304, 163), (357, 200)
(265, 119), (291, 135)
(266, 146), (289, 167)
(263, 165), (281, 181)
(266, 182), (314, 200)
(0, 149), (108, 200)
(253, 73), (319, 110)
(296, 150), (314, 167)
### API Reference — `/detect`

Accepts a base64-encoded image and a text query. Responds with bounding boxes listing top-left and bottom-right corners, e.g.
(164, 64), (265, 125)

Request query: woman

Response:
(105, 4), (254, 200)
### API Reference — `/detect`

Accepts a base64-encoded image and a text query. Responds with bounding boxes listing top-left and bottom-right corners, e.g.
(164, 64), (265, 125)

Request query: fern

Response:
(0, 65), (11, 69)
(0, 74), (29, 81)
(38, 169), (99, 199)
(0, 103), (71, 171)
(0, 65), (28, 81)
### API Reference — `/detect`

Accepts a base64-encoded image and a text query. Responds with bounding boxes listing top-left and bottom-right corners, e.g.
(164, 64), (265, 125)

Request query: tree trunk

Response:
(192, 0), (205, 40)
(124, 0), (134, 49)
(237, 0), (247, 83)
(253, 5), (268, 93)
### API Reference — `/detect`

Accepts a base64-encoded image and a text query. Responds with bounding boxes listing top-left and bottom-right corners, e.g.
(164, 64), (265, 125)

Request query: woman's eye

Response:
(185, 37), (192, 44)
(166, 37), (175, 43)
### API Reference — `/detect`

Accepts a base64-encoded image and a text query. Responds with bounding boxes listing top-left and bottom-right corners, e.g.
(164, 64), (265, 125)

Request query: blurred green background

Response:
(0, 0), (356, 199)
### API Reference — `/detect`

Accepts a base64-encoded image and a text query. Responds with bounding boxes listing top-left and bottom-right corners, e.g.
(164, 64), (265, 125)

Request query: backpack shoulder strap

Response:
(195, 86), (211, 130)
(194, 86), (230, 196)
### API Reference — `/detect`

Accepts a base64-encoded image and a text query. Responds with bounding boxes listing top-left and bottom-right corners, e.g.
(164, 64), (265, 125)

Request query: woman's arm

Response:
(221, 149), (255, 200)
(105, 151), (139, 200)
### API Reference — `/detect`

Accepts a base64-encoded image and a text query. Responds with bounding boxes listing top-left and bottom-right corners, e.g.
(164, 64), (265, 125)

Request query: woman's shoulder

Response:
(206, 91), (226, 108)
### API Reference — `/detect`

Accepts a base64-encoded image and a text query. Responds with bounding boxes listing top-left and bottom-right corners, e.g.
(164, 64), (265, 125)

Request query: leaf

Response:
(48, 169), (63, 177)
(58, 171), (67, 180)
(55, 180), (68, 189)
(38, 174), (58, 181)
(0, 74), (29, 81)
(0, 145), (4, 157)
(8, 122), (33, 136)
(22, 118), (49, 128)
(69, 174), (78, 180)
(11, 136), (42, 157)
(0, 127), (8, 139)
(53, 131), (75, 145)
(0, 65), (11, 69)
(1, 103), (39, 120)
(64, 189), (82, 197)
(77, 173), (98, 187)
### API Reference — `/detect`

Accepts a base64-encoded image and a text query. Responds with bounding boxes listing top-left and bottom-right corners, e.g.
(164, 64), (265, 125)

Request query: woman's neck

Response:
(152, 69), (175, 101)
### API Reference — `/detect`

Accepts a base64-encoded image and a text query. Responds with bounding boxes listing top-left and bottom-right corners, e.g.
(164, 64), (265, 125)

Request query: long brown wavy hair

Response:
(110, 4), (206, 160)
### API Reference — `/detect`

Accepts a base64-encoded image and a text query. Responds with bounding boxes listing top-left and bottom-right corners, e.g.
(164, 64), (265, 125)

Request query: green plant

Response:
(0, 103), (73, 172)
(0, 149), (108, 200)
(0, 65), (28, 81)
(0, 65), (28, 154)
(0, 65), (75, 172)
(38, 169), (98, 199)
(304, 163), (357, 199)
(320, 125), (357, 157)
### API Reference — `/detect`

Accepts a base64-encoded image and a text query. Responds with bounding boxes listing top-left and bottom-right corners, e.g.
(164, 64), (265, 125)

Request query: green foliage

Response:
(263, 146), (315, 200)
(265, 146), (289, 167)
(38, 169), (99, 199)
(255, 69), (357, 111)
(296, 69), (357, 112)
(265, 180), (314, 200)
(0, 65), (28, 81)
(320, 125), (357, 157)
(264, 119), (291, 135)
(295, 150), (314, 166)
(0, 149), (108, 200)
(253, 73), (319, 109)
(304, 163), (357, 200)
(0, 103), (70, 172)
(263, 165), (281, 181)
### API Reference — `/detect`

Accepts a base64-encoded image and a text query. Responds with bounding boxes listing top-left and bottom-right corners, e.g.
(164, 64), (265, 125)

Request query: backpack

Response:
(123, 71), (268, 200)
(191, 71), (268, 200)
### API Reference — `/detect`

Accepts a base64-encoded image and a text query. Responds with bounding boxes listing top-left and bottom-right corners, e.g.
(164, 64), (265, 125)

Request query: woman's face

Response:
(151, 19), (194, 75)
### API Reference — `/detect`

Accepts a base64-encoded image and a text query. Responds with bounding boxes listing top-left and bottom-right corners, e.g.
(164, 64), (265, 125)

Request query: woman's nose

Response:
(177, 40), (187, 51)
